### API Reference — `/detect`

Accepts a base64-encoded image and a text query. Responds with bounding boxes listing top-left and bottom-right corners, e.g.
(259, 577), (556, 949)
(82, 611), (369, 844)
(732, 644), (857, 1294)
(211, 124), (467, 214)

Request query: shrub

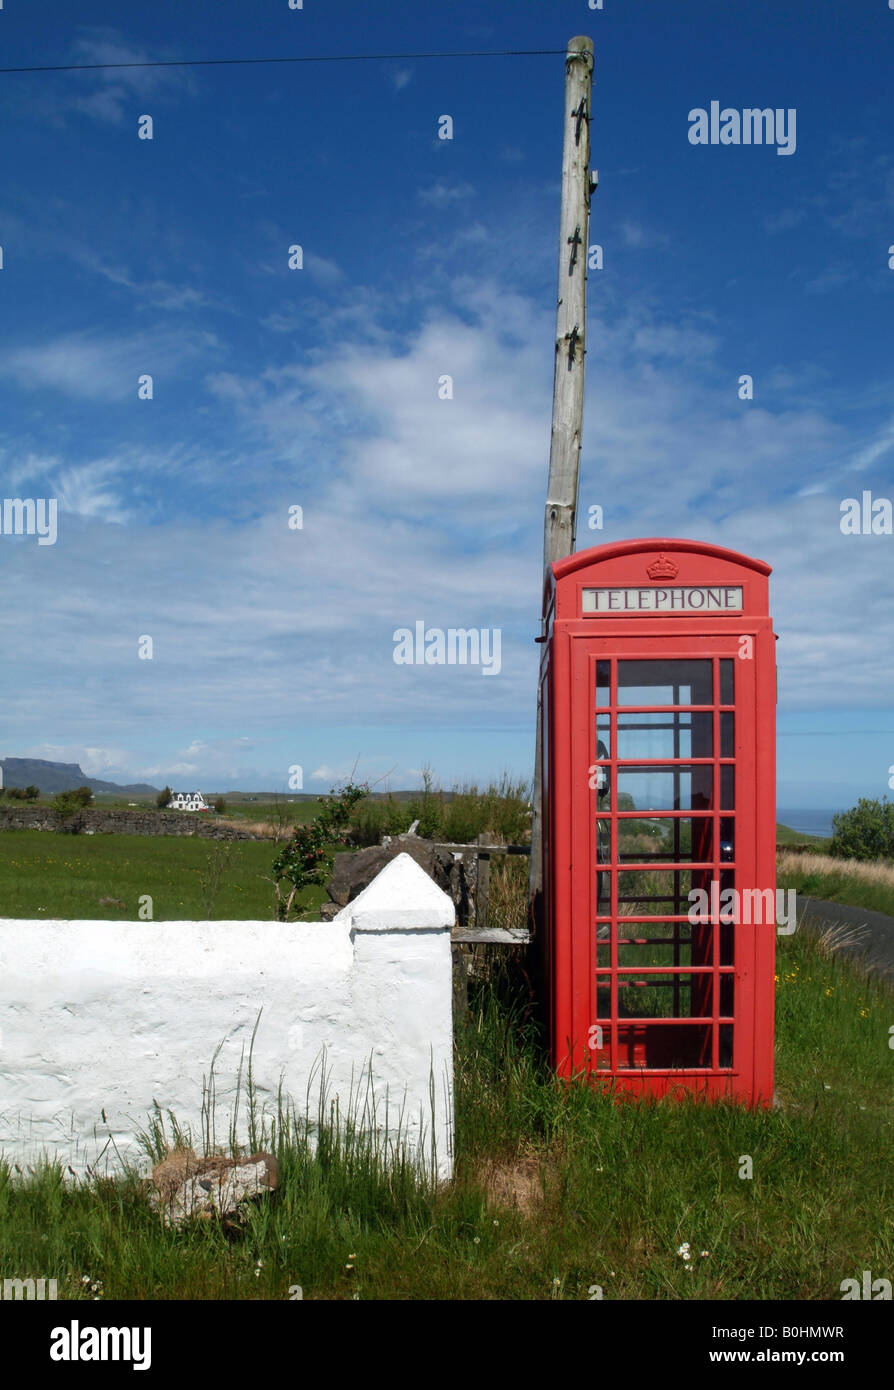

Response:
(829, 797), (894, 862)
(213, 796), (227, 814)
(441, 775), (532, 845)
(52, 785), (93, 814)
(157, 786), (172, 809)
(272, 782), (369, 920)
(51, 786), (92, 832)
(350, 795), (417, 846)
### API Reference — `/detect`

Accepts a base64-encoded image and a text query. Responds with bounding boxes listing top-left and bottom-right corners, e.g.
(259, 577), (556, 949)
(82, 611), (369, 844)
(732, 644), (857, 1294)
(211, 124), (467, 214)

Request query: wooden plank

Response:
(433, 842), (530, 855)
(452, 928), (532, 945)
(476, 850), (491, 931)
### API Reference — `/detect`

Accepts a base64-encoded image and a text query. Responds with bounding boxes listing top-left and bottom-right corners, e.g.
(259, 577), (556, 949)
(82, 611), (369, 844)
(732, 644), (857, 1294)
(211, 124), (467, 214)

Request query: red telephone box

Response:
(540, 538), (776, 1104)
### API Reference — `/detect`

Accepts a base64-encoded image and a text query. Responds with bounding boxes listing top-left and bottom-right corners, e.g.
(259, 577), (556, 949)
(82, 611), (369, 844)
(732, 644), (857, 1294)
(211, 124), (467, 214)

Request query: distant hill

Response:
(0, 758), (159, 796)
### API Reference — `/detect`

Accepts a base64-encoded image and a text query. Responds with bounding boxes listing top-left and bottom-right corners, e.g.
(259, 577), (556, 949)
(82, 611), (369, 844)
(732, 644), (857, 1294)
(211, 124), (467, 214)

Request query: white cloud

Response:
(850, 417), (894, 470)
(53, 460), (130, 523)
(66, 32), (198, 126)
(620, 220), (669, 249)
(305, 254), (344, 286)
(24, 744), (128, 775)
(1, 269), (892, 790)
(418, 181), (476, 207)
(764, 208), (807, 233)
(0, 328), (219, 401)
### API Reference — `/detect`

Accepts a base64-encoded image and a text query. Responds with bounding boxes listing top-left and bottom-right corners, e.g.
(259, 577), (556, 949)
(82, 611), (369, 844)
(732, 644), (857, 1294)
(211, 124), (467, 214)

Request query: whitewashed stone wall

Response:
(0, 854), (455, 1180)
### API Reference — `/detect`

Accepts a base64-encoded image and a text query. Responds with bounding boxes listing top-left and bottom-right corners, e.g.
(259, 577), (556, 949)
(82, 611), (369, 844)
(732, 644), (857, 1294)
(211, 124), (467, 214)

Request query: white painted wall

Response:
(0, 853), (455, 1180)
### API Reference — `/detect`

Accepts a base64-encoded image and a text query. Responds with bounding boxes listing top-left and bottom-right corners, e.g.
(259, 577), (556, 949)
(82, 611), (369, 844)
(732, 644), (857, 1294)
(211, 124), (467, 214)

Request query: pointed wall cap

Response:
(335, 851), (455, 933)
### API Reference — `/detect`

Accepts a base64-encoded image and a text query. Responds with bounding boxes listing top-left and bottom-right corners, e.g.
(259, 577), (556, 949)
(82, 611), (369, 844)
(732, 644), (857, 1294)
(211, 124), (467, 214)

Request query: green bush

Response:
(52, 786), (94, 823)
(156, 786), (172, 809)
(350, 795), (417, 846)
(272, 782), (369, 920)
(829, 797), (894, 862)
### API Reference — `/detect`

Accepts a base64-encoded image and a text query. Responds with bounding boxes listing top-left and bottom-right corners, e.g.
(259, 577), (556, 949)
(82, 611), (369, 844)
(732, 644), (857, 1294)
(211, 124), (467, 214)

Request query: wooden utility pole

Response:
(530, 35), (594, 923)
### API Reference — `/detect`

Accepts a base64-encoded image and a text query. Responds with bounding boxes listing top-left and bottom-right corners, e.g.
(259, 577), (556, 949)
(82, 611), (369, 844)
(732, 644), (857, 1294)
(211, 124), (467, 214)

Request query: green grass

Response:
(776, 820), (831, 850)
(215, 797), (328, 824)
(779, 867), (894, 916)
(1, 811), (890, 1300)
(777, 849), (894, 918)
(0, 929), (890, 1300)
(349, 774), (532, 847)
(0, 830), (280, 920)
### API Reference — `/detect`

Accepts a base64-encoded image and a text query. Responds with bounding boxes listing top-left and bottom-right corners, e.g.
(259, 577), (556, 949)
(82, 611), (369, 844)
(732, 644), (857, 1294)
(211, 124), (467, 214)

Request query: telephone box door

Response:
(562, 635), (766, 1101)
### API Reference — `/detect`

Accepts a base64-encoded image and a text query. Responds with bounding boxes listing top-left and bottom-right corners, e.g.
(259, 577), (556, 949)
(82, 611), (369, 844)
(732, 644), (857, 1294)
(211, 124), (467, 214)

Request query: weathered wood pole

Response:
(530, 35), (594, 925)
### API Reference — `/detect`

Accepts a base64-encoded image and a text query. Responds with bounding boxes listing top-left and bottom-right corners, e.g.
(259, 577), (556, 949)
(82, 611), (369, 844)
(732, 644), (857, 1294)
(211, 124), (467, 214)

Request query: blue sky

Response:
(0, 0), (892, 806)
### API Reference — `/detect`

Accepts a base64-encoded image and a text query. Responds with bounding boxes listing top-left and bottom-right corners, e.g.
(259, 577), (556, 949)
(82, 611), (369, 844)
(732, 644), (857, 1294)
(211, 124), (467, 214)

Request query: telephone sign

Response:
(539, 539), (777, 1103)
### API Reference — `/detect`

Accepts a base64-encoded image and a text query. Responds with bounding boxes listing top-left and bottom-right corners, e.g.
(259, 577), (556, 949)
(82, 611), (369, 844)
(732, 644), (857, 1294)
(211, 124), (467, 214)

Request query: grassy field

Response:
(775, 820), (832, 850)
(0, 831), (279, 920)
(0, 815), (891, 1299)
(0, 926), (890, 1301)
(778, 849), (894, 918)
(0, 821), (849, 923)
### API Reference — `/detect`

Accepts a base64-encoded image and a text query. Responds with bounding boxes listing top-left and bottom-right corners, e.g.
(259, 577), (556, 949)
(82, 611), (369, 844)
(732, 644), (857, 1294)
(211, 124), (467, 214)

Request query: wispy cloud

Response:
(620, 220), (670, 249)
(66, 31), (199, 126)
(418, 181), (476, 207)
(0, 327), (220, 400)
(764, 207), (808, 234)
(850, 417), (894, 471)
(389, 67), (414, 92)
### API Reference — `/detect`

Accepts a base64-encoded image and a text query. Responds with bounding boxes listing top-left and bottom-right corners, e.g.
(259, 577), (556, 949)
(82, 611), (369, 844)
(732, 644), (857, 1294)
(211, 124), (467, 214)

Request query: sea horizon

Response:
(776, 808), (839, 839)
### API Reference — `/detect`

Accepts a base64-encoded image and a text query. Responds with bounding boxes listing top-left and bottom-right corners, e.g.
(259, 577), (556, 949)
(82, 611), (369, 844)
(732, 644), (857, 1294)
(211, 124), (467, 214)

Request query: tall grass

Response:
(350, 774), (531, 848)
(778, 848), (894, 916)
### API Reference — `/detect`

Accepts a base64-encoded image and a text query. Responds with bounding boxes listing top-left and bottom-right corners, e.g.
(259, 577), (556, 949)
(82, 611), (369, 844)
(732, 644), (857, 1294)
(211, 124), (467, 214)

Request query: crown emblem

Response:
(646, 553), (679, 580)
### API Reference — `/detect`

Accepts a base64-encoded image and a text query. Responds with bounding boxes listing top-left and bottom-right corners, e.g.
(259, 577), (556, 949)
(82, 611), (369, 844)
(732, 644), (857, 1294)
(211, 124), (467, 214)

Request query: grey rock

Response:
(327, 838), (447, 908)
(326, 837), (482, 924)
(148, 1146), (279, 1228)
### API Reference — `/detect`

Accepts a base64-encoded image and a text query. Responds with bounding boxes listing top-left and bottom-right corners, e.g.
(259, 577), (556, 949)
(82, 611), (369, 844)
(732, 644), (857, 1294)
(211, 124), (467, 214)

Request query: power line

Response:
(0, 48), (569, 77)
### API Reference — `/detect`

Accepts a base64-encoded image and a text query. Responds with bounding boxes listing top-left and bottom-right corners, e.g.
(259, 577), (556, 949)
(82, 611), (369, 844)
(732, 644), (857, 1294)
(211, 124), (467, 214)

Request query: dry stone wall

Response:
(0, 806), (260, 839)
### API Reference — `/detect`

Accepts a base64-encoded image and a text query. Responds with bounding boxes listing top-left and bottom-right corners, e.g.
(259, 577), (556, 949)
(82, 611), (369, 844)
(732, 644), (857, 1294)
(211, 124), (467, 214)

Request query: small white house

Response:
(168, 790), (209, 812)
